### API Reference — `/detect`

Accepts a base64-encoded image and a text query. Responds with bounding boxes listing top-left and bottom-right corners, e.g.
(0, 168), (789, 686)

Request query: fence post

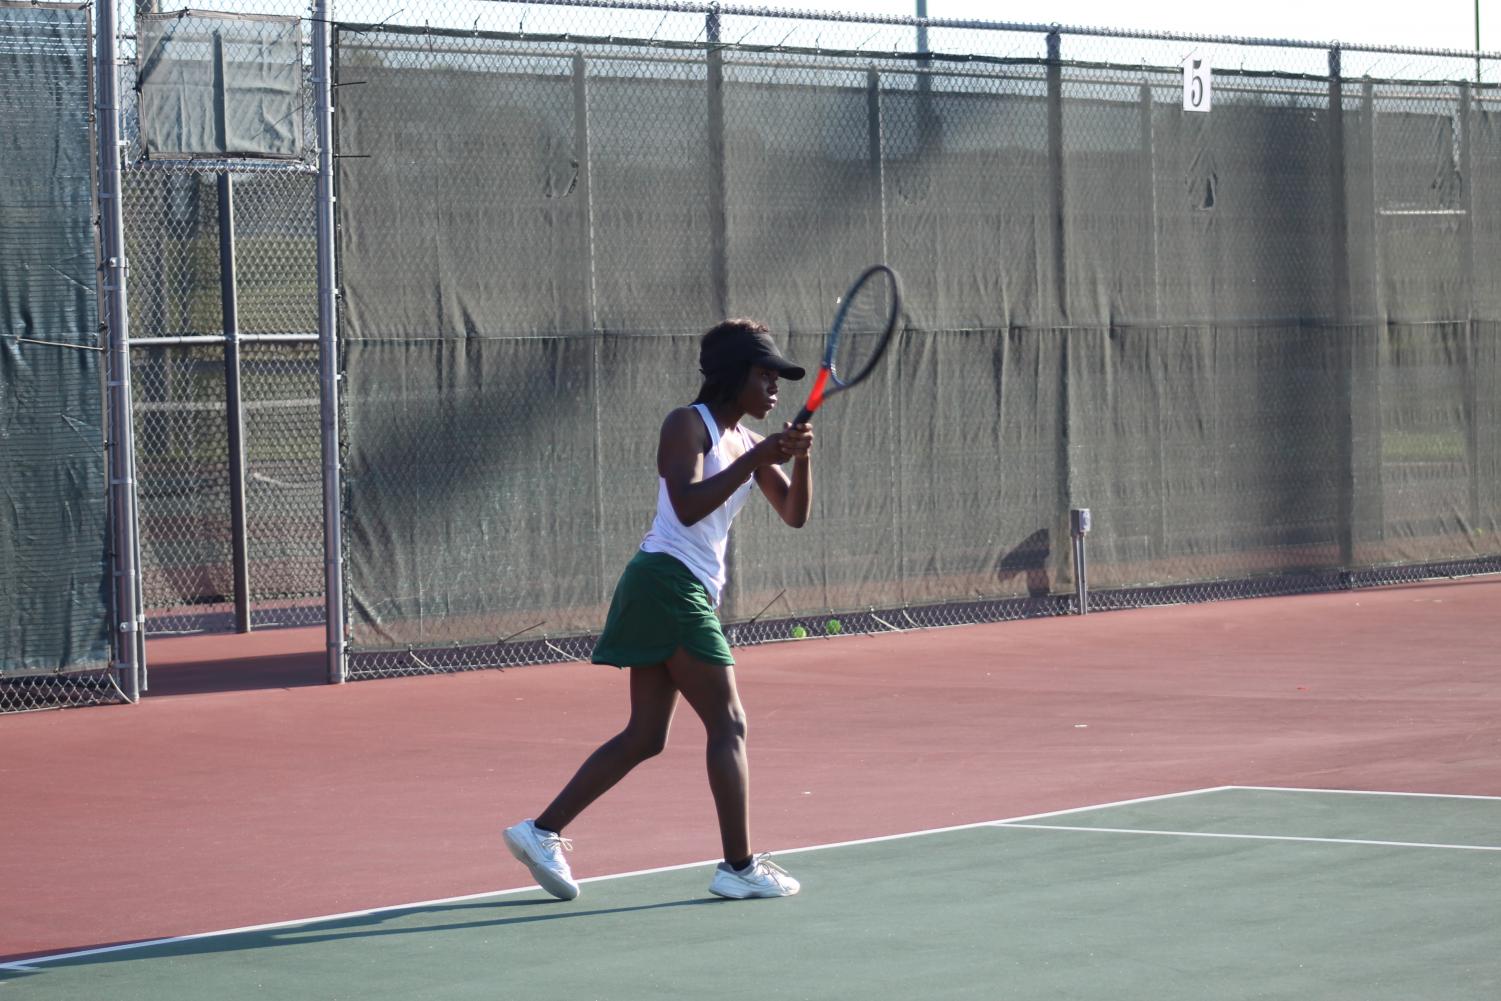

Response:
(1330, 49), (1383, 570)
(1137, 81), (1168, 556)
(1138, 82), (1159, 322)
(97, 0), (143, 701)
(1047, 27), (1077, 578)
(1358, 79), (1385, 323)
(217, 174), (252, 633)
(867, 67), (886, 263)
(574, 53), (597, 332)
(1046, 27), (1067, 323)
(1458, 82), (1482, 529)
(576, 51), (608, 610)
(705, 4), (739, 617)
(707, 4), (728, 320)
(1328, 48), (1350, 325)
(915, 0), (933, 151)
(313, 0), (346, 682)
(1328, 46), (1359, 569)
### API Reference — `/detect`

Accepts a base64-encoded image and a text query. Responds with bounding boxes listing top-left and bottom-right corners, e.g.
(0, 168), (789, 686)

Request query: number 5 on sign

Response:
(1183, 53), (1211, 112)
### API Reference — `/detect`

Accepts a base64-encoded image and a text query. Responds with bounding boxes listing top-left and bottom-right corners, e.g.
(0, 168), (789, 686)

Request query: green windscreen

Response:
(333, 27), (1500, 658)
(0, 2), (111, 675)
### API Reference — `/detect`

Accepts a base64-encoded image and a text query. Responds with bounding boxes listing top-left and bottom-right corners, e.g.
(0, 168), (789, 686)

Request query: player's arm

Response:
(753, 423), (813, 528)
(659, 408), (792, 527)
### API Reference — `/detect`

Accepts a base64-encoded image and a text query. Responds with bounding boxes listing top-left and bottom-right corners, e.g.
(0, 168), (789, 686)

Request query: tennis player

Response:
(505, 319), (812, 901)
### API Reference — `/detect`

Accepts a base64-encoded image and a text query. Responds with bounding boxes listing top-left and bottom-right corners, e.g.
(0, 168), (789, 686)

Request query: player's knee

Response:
(713, 709), (747, 745)
(623, 728), (668, 761)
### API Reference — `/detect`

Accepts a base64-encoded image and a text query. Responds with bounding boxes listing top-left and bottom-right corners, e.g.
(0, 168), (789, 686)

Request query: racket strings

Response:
(833, 272), (898, 385)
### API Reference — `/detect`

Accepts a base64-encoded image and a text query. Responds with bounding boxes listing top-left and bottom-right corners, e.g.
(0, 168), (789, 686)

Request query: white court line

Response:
(0, 785), (1231, 973)
(778, 785), (1236, 858)
(1228, 785), (1501, 802)
(1002, 823), (1501, 853)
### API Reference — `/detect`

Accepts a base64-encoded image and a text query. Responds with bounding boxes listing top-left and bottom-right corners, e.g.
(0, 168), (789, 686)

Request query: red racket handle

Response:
(793, 370), (831, 426)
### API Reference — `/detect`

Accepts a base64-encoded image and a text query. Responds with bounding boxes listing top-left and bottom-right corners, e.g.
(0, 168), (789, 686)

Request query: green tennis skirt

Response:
(591, 550), (734, 668)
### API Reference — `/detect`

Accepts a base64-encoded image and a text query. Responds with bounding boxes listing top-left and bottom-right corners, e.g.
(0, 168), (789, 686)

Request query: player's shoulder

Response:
(661, 404), (702, 427)
(660, 405), (710, 443)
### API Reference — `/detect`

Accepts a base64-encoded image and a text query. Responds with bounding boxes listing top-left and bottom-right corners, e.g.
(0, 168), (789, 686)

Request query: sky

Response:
(807, 1), (1498, 54)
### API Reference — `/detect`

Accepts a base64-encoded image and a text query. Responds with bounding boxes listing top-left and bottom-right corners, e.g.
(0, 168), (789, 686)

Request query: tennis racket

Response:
(792, 264), (903, 426)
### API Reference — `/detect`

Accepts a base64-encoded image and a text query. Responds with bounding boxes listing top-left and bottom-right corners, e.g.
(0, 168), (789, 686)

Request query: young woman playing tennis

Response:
(505, 319), (813, 901)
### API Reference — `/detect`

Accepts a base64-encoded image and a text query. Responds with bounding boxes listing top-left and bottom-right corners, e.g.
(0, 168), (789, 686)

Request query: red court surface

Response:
(3, 578), (1497, 962)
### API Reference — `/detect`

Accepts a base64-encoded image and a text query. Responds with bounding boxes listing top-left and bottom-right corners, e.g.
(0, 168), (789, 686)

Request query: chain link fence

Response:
(130, 342), (323, 632)
(116, 0), (326, 636)
(7, 1), (1501, 705)
(331, 1), (1501, 681)
(0, 669), (134, 715)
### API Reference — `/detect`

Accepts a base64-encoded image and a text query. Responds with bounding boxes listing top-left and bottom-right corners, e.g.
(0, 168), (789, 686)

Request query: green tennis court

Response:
(5, 786), (1497, 999)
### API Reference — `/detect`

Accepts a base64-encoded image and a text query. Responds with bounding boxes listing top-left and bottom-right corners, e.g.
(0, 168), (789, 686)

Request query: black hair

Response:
(692, 360), (753, 407)
(692, 318), (767, 406)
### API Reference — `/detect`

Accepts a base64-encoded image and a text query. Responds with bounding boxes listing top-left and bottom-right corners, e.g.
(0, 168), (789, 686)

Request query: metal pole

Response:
(706, 3), (728, 320)
(1328, 45), (1359, 569)
(576, 52), (608, 617)
(1329, 45), (1348, 324)
(1361, 79), (1383, 323)
(1477, 0), (1483, 86)
(574, 53), (597, 332)
(1046, 28), (1067, 323)
(130, 333), (321, 346)
(98, 0), (142, 701)
(1047, 29), (1074, 541)
(867, 67), (886, 264)
(1070, 508), (1091, 614)
(313, 0), (347, 682)
(1139, 83), (1159, 322)
(915, 0), (933, 151)
(218, 174), (252, 633)
(1460, 82), (1481, 530)
(705, 4), (736, 616)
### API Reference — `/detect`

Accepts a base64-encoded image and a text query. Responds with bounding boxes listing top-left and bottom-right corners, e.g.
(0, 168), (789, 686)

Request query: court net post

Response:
(1070, 508), (1092, 615)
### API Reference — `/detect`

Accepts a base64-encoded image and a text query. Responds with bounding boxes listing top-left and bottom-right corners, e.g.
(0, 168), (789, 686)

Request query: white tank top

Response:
(640, 403), (755, 607)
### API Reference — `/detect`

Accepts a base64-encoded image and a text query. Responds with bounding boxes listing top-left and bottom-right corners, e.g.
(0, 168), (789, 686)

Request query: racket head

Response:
(825, 264), (902, 391)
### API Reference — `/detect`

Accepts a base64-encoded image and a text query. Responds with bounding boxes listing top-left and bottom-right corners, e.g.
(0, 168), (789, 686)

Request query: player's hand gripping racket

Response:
(792, 264), (903, 426)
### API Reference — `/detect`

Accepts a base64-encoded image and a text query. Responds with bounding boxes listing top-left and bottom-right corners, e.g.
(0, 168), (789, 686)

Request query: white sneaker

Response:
(503, 819), (580, 900)
(708, 854), (800, 899)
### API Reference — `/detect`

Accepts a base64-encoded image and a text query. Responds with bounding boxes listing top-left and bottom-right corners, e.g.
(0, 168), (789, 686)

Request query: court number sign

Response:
(1182, 53), (1211, 113)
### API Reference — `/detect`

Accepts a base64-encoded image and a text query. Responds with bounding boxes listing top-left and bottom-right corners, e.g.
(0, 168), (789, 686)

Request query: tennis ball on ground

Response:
(791, 625), (808, 639)
(826, 618), (842, 635)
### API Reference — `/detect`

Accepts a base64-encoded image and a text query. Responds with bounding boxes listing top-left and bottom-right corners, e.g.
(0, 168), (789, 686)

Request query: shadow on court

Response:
(0, 895), (720, 980)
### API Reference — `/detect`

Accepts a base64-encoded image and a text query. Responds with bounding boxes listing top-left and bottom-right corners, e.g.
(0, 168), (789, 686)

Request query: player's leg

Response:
(663, 647), (748, 863)
(505, 664), (678, 900)
(664, 647), (799, 898)
(536, 663), (679, 833)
